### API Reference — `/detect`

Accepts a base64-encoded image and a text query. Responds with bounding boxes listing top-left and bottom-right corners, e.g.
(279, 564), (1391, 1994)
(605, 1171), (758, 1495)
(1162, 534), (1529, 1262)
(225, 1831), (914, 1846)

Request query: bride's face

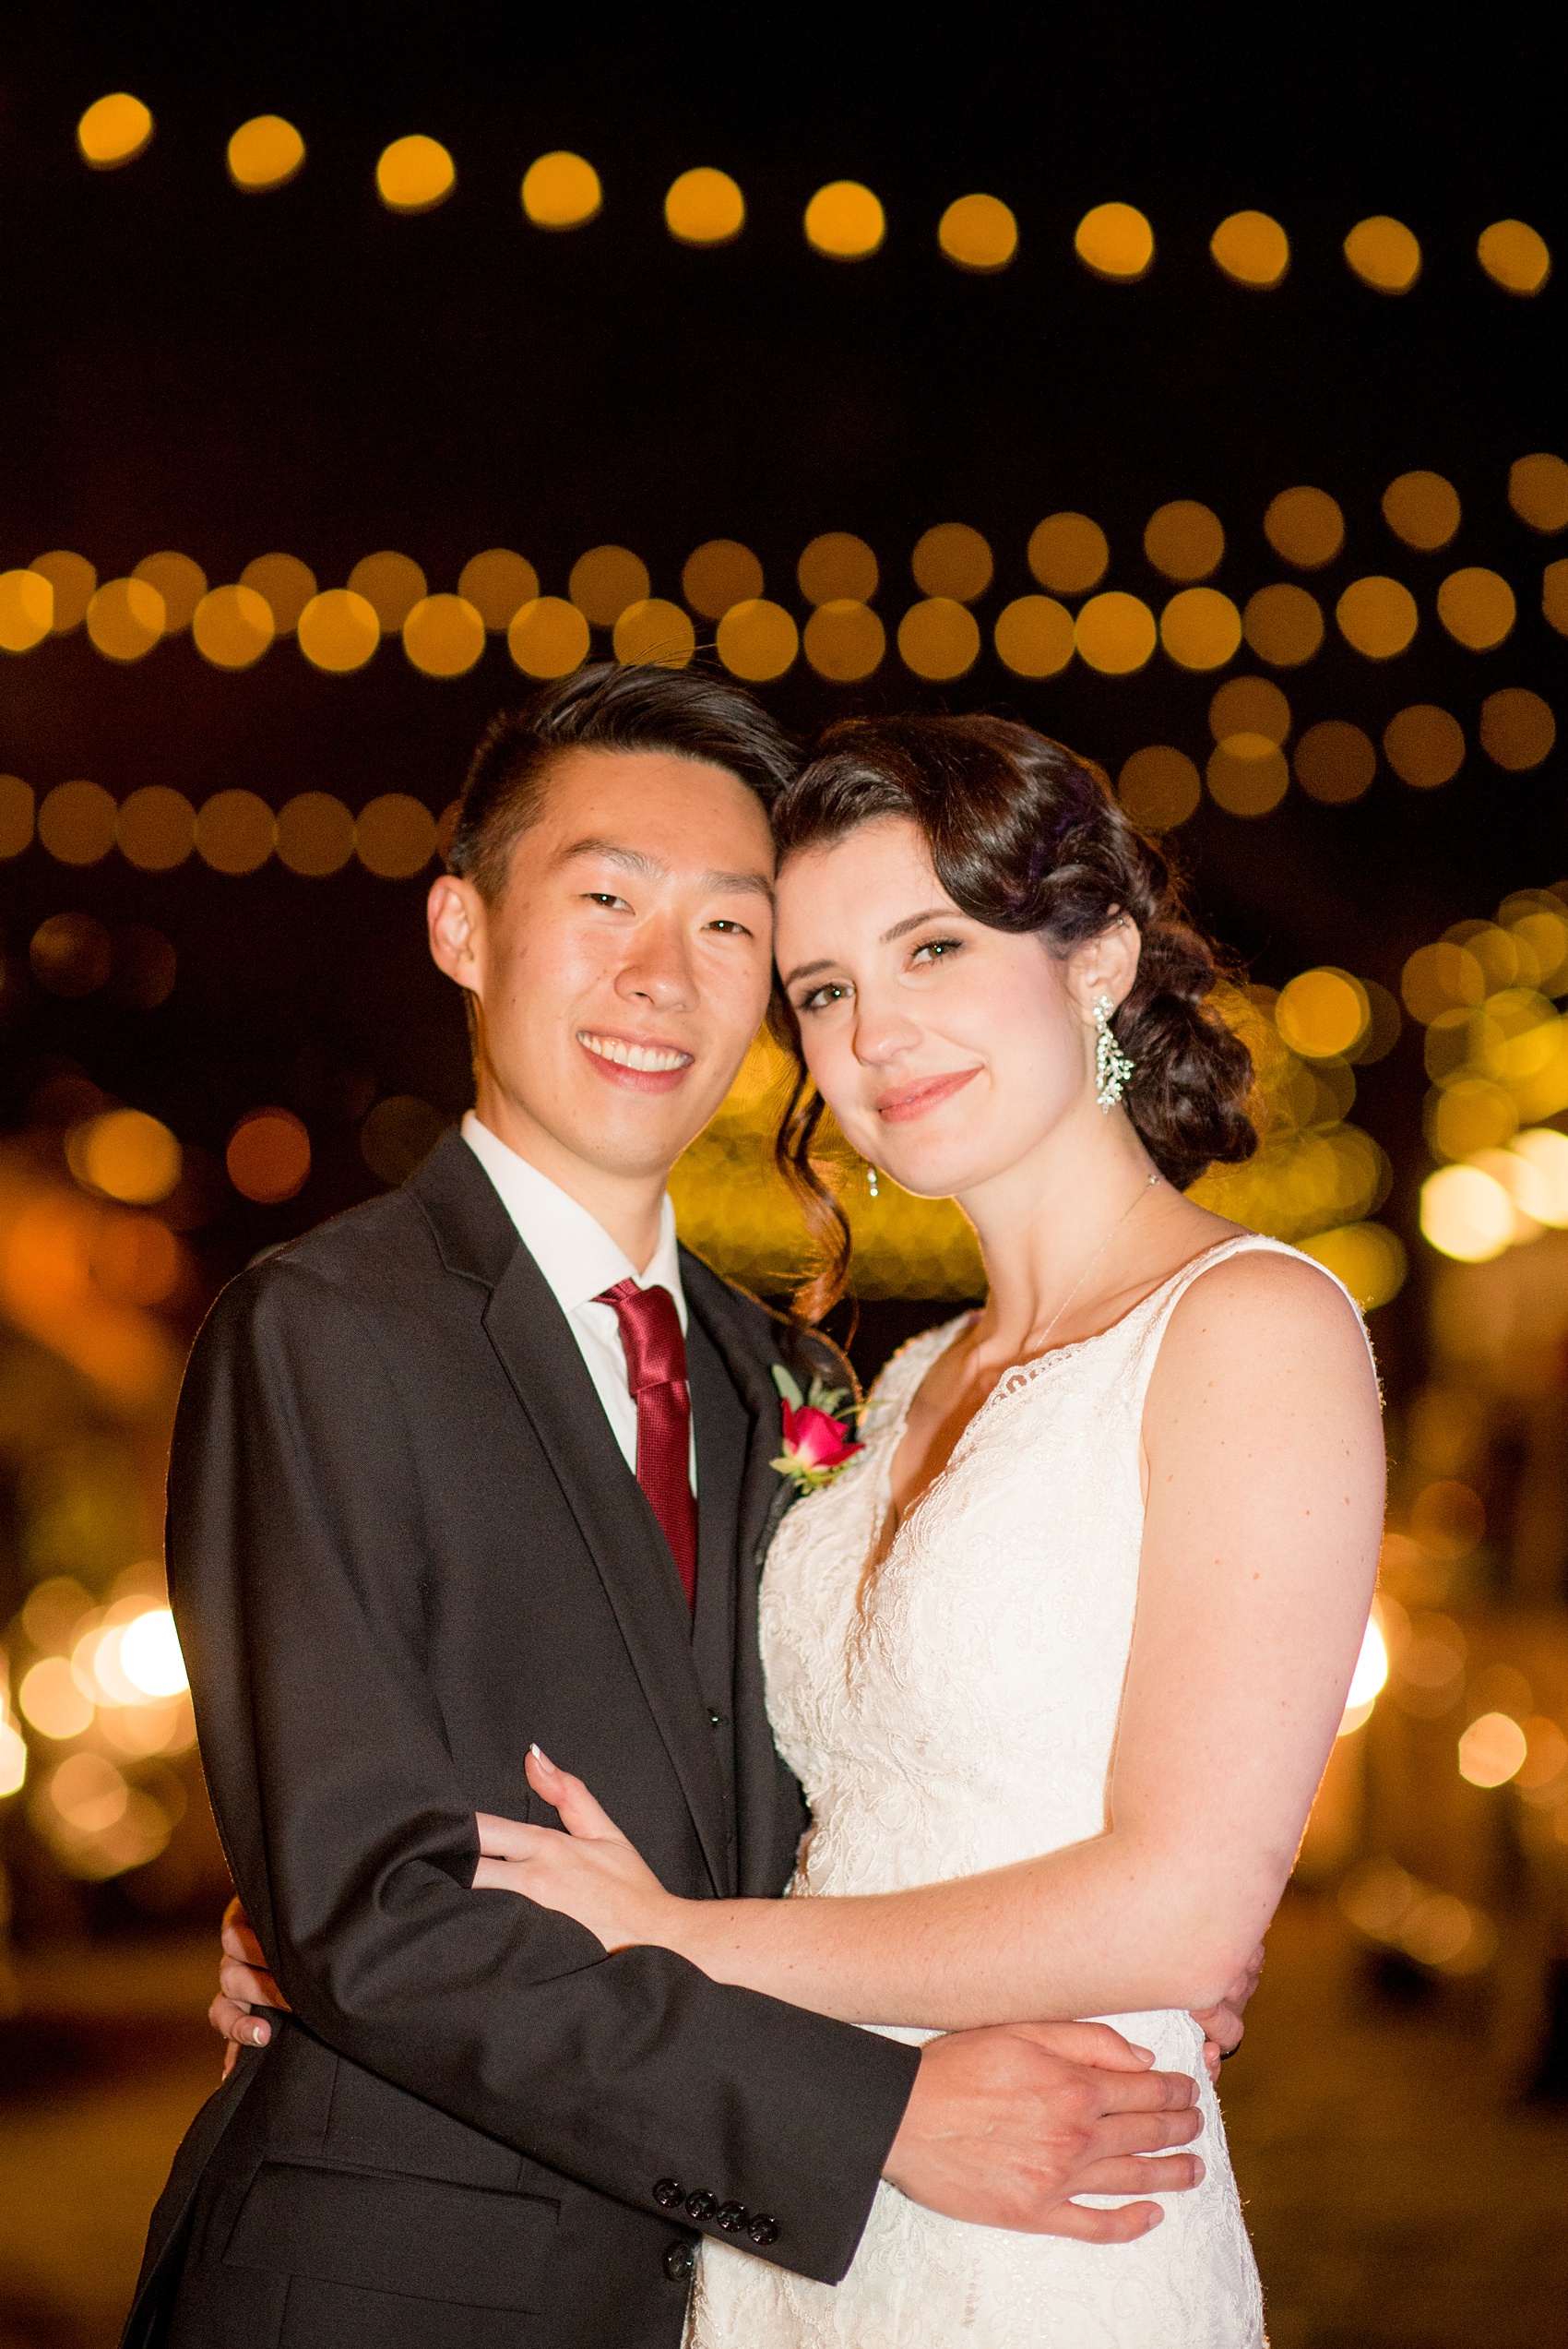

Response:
(775, 816), (1130, 1201)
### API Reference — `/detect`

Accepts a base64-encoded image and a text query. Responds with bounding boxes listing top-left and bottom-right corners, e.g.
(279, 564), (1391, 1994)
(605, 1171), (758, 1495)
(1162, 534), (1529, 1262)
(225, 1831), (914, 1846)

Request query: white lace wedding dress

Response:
(687, 1233), (1348, 2347)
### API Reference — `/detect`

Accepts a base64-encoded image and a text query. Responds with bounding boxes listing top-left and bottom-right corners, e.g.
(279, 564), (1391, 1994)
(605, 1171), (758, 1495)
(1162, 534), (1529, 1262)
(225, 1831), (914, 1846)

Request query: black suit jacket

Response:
(125, 1131), (917, 2349)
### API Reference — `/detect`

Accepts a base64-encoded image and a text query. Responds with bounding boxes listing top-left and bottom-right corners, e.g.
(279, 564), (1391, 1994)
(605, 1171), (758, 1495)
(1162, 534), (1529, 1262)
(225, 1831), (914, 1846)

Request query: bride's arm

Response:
(483, 1251), (1384, 2030)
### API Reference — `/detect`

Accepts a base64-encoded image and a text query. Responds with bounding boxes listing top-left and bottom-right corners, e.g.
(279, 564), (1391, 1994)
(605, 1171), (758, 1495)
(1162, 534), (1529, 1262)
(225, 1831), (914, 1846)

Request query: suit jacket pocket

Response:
(222, 2159), (559, 2311)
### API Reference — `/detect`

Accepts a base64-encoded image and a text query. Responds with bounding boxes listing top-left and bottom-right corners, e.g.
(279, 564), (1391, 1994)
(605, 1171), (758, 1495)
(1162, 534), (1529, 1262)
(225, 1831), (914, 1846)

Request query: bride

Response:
(476, 712), (1386, 2346)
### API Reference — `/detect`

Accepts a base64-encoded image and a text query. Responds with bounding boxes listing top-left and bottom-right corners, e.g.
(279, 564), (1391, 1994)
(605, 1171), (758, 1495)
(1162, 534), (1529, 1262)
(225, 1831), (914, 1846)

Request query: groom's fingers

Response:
(1087, 2107), (1204, 2159)
(1031, 2198), (1165, 2244)
(1009, 2020), (1155, 2070)
(1092, 2064), (1198, 2114)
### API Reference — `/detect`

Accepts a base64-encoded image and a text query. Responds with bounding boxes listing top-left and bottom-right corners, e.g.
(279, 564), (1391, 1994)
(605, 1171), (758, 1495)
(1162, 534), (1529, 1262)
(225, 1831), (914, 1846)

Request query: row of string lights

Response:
(71, 92), (1554, 294)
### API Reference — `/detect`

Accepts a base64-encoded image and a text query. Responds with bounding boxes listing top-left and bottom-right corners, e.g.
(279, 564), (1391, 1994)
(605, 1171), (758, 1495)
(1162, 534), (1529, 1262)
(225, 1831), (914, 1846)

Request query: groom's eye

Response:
(583, 892), (629, 909)
(705, 919), (754, 936)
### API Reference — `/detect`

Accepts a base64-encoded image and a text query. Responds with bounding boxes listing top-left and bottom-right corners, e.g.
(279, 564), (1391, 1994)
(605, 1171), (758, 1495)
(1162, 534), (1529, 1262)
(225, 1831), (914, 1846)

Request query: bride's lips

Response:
(576, 1028), (695, 1094)
(874, 1067), (980, 1124)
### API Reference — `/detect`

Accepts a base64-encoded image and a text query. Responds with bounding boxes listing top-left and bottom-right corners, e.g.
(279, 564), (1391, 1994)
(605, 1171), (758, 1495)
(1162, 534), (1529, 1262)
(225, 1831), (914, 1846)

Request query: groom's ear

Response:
(428, 873), (487, 994)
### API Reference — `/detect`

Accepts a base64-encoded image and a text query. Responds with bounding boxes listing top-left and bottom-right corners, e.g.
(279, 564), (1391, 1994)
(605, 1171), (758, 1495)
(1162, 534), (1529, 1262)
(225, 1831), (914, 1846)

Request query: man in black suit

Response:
(128, 666), (1209, 2349)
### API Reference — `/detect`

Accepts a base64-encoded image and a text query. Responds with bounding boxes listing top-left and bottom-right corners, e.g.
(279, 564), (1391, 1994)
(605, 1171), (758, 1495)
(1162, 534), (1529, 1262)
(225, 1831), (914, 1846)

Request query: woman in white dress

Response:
(485, 714), (1387, 2345)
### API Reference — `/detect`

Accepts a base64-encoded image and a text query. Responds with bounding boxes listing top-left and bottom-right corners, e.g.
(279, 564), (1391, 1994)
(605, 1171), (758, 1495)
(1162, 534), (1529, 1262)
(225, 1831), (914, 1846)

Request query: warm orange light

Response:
(0, 774), (34, 858)
(1144, 500), (1224, 581)
(716, 600), (798, 681)
(1242, 583), (1324, 666)
(911, 524), (992, 602)
(1075, 202), (1153, 281)
(133, 552), (206, 630)
(1336, 576), (1418, 659)
(1477, 220), (1551, 296)
(1159, 587), (1241, 670)
(403, 594), (486, 676)
(1209, 210), (1289, 289)
(1206, 735), (1289, 817)
(227, 1109), (311, 1202)
(1277, 970), (1370, 1058)
(38, 781), (118, 865)
(1118, 746), (1200, 832)
(665, 167), (744, 246)
(1210, 676), (1290, 745)
(87, 578), (165, 662)
(348, 553), (427, 631)
(803, 601), (885, 683)
(1435, 567), (1515, 650)
(0, 569), (53, 651)
(1382, 471), (1460, 552)
(277, 794), (355, 876)
(1028, 513), (1109, 597)
(683, 541), (764, 619)
(193, 584), (275, 670)
(508, 598), (590, 679)
(1075, 591), (1156, 674)
(29, 552), (96, 631)
(1294, 720), (1377, 805)
(458, 550), (539, 630)
(569, 546), (649, 627)
(1344, 216), (1421, 292)
(803, 182), (885, 260)
(612, 600), (695, 668)
(897, 599), (980, 681)
(78, 93), (153, 170)
(521, 152), (602, 230)
(196, 790), (275, 874)
(1384, 705), (1465, 789)
(938, 193), (1017, 272)
(993, 597), (1075, 679)
(1508, 453), (1568, 534)
(376, 135), (454, 213)
(356, 796), (437, 879)
(297, 590), (380, 674)
(1263, 486), (1344, 569)
(68, 1108), (182, 1204)
(1479, 688), (1555, 771)
(228, 115), (305, 192)
(798, 533), (878, 605)
(240, 554), (317, 633)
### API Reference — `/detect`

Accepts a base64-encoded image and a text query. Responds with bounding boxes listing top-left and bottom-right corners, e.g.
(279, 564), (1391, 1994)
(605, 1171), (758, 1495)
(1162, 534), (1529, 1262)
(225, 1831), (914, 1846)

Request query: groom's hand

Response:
(882, 2021), (1203, 2243)
(209, 1897), (291, 2077)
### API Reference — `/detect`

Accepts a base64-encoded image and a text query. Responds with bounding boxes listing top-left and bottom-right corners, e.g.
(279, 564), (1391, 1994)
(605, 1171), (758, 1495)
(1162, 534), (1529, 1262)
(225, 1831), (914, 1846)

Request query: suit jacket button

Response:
(663, 2240), (697, 2283)
(716, 2200), (749, 2234)
(684, 2188), (718, 2221)
(653, 2178), (684, 2210)
(748, 2213), (780, 2247)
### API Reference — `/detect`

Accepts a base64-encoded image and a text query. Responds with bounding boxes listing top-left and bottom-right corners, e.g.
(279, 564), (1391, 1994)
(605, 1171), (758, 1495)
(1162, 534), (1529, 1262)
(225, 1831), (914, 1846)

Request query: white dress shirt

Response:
(461, 1112), (696, 1491)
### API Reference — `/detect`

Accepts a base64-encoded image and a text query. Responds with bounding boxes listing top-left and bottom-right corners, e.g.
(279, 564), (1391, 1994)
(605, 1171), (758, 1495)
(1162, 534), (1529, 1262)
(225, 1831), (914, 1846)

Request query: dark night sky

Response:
(1, 4), (1564, 1388)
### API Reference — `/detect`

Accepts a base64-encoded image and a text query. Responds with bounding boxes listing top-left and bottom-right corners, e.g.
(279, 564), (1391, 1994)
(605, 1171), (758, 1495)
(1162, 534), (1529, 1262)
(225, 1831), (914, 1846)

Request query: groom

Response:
(129, 664), (1211, 2349)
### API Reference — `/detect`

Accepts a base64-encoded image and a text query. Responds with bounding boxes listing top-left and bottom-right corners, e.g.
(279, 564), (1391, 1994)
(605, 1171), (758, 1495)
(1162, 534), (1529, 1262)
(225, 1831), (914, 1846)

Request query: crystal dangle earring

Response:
(1093, 996), (1135, 1114)
(865, 1163), (880, 1198)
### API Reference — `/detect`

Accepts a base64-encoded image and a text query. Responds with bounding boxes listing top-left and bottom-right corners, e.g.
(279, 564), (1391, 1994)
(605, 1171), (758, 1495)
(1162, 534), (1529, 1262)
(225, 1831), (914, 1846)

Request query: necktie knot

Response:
(596, 1277), (686, 1394)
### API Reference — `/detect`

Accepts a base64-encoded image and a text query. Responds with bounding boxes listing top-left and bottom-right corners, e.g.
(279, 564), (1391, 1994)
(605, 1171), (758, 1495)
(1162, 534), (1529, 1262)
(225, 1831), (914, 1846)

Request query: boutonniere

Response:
(769, 1364), (864, 1494)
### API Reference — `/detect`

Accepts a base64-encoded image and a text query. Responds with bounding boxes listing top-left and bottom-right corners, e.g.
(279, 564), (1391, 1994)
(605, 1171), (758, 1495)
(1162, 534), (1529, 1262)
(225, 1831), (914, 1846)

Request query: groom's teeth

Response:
(578, 1032), (691, 1073)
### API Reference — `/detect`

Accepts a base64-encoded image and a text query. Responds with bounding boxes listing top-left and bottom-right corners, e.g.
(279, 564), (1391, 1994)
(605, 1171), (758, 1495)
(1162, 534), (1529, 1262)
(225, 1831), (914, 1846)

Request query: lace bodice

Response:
(687, 1234), (1360, 2346)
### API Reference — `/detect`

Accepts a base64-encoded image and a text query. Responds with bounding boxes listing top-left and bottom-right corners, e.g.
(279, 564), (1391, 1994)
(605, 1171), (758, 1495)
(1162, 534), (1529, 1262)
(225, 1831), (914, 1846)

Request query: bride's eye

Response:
(796, 981), (852, 1013)
(909, 936), (963, 968)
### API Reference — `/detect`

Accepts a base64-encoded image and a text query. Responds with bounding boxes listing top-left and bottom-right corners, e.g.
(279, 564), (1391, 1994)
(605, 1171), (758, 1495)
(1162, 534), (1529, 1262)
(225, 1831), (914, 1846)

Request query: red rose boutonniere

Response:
(770, 1364), (863, 1495)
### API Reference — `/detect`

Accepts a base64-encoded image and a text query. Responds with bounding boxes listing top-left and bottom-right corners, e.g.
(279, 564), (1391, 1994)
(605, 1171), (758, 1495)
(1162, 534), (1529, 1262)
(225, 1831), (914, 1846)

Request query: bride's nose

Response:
(851, 993), (923, 1067)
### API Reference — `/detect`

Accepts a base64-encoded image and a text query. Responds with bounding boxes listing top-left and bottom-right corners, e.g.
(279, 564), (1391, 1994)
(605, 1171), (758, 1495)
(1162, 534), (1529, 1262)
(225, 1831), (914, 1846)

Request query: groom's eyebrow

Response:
(555, 838), (773, 899)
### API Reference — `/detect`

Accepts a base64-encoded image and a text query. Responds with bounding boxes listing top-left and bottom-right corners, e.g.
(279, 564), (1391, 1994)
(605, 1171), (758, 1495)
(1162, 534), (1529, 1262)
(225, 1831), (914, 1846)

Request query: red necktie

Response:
(596, 1280), (698, 1611)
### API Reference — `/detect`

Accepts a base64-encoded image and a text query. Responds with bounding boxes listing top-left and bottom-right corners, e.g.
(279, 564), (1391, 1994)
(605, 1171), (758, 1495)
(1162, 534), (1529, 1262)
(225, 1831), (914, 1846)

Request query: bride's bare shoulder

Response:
(1152, 1236), (1379, 1408)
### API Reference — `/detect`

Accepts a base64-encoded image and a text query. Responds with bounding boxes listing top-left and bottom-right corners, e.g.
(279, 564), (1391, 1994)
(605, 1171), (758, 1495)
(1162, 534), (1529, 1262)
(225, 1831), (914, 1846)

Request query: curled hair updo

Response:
(769, 713), (1257, 1321)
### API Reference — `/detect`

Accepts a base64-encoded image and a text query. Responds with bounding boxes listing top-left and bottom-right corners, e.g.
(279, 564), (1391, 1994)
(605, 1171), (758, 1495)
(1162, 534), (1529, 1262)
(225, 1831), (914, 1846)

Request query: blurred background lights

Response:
(1211, 676), (1291, 745)
(1336, 575), (1418, 659)
(133, 554), (206, 632)
(459, 550), (539, 629)
(20, 1657), (94, 1741)
(897, 598), (980, 681)
(716, 598), (798, 680)
(193, 583), (275, 670)
(612, 599), (696, 668)
(803, 600), (885, 682)
(356, 794), (437, 878)
(803, 181), (885, 259)
(1209, 210), (1290, 289)
(683, 540), (764, 618)
(1295, 719), (1377, 805)
(0, 773), (34, 856)
(361, 1096), (447, 1186)
(569, 545), (649, 627)
(1206, 733), (1289, 817)
(227, 114), (305, 192)
(1242, 583), (1324, 666)
(1479, 687), (1555, 769)
(1436, 566), (1515, 650)
(86, 578), (165, 662)
(30, 912), (113, 996)
(117, 1609), (188, 1699)
(664, 167), (744, 245)
(1074, 201), (1154, 281)
(1420, 1161), (1517, 1260)
(1384, 703), (1465, 788)
(39, 781), (117, 865)
(1264, 486), (1345, 569)
(1544, 560), (1568, 635)
(1028, 512), (1109, 597)
(508, 597), (590, 677)
(521, 151), (602, 229)
(993, 596), (1075, 679)
(911, 523), (992, 602)
(277, 793), (355, 877)
(1276, 969), (1370, 1059)
(1339, 1614), (1390, 1733)
(1144, 499), (1225, 581)
(1382, 471), (1461, 552)
(0, 1720), (25, 1798)
(30, 550), (97, 630)
(196, 789), (275, 874)
(938, 193), (1017, 272)
(1301, 1222), (1407, 1315)
(77, 93), (153, 169)
(0, 568), (53, 650)
(1457, 1711), (1529, 1788)
(375, 135), (455, 213)
(348, 553), (426, 632)
(227, 1109), (311, 1203)
(404, 593), (486, 676)
(1117, 745), (1200, 832)
(1477, 219), (1551, 295)
(1508, 451), (1568, 533)
(240, 554), (316, 633)
(297, 588), (380, 673)
(1075, 590), (1156, 674)
(798, 532), (879, 605)
(1159, 587), (1241, 670)
(1344, 215), (1422, 292)
(67, 1110), (182, 1205)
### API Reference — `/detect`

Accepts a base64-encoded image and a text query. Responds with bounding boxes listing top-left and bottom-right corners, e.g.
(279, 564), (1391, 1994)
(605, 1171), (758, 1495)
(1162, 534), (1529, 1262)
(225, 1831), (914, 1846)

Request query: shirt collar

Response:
(460, 1111), (686, 1329)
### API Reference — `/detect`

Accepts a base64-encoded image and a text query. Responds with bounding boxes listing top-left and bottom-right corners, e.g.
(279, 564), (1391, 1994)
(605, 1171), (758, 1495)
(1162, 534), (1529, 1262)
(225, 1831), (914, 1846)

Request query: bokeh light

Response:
(1436, 567), (1515, 650)
(716, 599), (798, 680)
(911, 524), (992, 602)
(521, 152), (602, 230)
(20, 1657), (94, 1740)
(67, 1109), (182, 1205)
(193, 583), (275, 670)
(1477, 220), (1551, 295)
(1144, 500), (1225, 582)
(348, 553), (427, 632)
(1384, 704), (1465, 789)
(1336, 576), (1418, 659)
(1344, 216), (1421, 292)
(1479, 688), (1556, 770)
(897, 599), (980, 680)
(30, 912), (113, 996)
(1458, 1711), (1529, 1788)
(1420, 1162), (1516, 1260)
(1206, 734), (1289, 817)
(361, 1096), (447, 1185)
(39, 781), (117, 865)
(993, 596), (1075, 678)
(1159, 587), (1241, 670)
(1544, 559), (1568, 636)
(30, 551), (97, 630)
(196, 789), (275, 874)
(683, 540), (763, 618)
(376, 135), (455, 214)
(664, 168), (744, 246)
(803, 182), (885, 259)
(1508, 452), (1568, 533)
(1074, 202), (1154, 281)
(227, 1109), (311, 1202)
(1075, 590), (1156, 674)
(0, 773), (35, 857)
(1401, 940), (1486, 1022)
(108, 925), (177, 1010)
(130, 554), (204, 633)
(508, 597), (590, 678)
(1301, 1222), (1407, 1313)
(404, 593), (486, 676)
(241, 554), (317, 633)
(612, 599), (695, 668)
(1028, 513), (1109, 598)
(1263, 487), (1345, 569)
(356, 795), (437, 878)
(86, 578), (165, 662)
(1210, 676), (1290, 744)
(117, 786), (196, 871)
(938, 193), (1017, 272)
(298, 589), (380, 673)
(798, 532), (878, 605)
(569, 546), (649, 627)
(1209, 210), (1289, 289)
(119, 1610), (189, 1698)
(1382, 471), (1460, 552)
(1118, 746), (1200, 831)
(1295, 720), (1377, 805)
(77, 93), (153, 170)
(0, 568), (53, 650)
(227, 114), (305, 191)
(459, 550), (539, 630)
(1242, 583), (1324, 666)
(803, 601), (885, 682)
(277, 793), (355, 876)
(1277, 969), (1370, 1058)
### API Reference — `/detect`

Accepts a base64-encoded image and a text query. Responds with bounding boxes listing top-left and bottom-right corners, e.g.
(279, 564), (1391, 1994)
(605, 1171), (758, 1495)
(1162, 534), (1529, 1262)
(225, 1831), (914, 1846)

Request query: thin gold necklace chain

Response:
(1033, 1167), (1160, 1355)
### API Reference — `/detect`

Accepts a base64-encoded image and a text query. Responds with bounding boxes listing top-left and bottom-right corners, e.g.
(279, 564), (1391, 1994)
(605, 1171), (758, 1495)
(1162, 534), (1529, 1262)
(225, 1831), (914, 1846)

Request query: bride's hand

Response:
(1190, 1939), (1265, 2081)
(473, 1747), (683, 1954)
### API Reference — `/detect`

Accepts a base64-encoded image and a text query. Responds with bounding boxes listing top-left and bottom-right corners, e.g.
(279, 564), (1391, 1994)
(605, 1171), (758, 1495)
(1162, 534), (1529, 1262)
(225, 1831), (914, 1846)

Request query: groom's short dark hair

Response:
(447, 663), (799, 902)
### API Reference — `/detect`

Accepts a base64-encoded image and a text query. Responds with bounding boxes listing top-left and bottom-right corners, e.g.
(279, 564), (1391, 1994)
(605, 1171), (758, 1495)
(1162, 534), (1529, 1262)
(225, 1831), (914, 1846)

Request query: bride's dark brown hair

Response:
(768, 713), (1258, 1321)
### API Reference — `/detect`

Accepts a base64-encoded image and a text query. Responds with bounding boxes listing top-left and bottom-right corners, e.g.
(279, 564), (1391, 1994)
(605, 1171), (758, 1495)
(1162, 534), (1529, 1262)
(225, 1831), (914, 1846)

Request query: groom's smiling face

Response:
(428, 746), (777, 1190)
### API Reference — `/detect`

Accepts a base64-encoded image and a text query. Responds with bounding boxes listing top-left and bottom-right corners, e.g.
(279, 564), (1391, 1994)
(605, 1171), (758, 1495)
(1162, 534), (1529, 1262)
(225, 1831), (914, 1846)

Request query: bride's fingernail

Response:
(529, 1743), (553, 1766)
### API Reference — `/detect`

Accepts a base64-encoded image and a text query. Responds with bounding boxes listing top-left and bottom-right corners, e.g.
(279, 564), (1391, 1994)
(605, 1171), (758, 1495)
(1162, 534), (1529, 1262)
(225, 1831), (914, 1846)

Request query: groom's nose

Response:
(614, 914), (694, 1011)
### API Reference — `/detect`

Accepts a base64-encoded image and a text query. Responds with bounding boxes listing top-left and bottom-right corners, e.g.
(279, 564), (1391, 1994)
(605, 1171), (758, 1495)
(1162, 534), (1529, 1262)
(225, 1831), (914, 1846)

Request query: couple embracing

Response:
(127, 664), (1384, 2349)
